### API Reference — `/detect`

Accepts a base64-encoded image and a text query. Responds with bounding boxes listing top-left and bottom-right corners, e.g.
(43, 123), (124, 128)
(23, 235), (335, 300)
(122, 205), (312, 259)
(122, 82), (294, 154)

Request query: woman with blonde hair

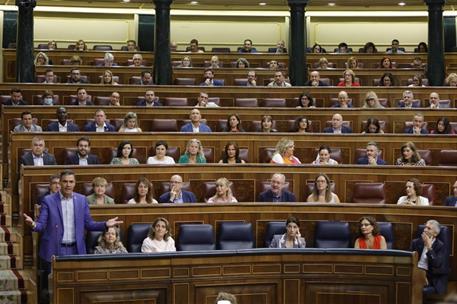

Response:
(306, 173), (340, 203)
(119, 112), (142, 133)
(34, 52), (49, 66)
(207, 178), (238, 203)
(346, 56), (359, 69)
(141, 217), (176, 252)
(100, 69), (118, 85)
(317, 57), (329, 69)
(271, 138), (301, 165)
(363, 91), (384, 109)
(178, 138), (206, 164)
(86, 177), (114, 205)
(94, 226), (127, 254)
(445, 73), (457, 87)
(337, 69), (360, 87)
(69, 55), (83, 65)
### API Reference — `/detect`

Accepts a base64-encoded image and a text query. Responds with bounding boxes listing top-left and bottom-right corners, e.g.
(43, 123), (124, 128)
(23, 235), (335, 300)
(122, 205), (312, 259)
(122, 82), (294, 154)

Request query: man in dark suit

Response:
(136, 90), (162, 107)
(238, 39), (258, 53)
(83, 109), (116, 132)
(200, 69), (224, 86)
(70, 88), (93, 106)
(4, 88), (27, 105)
(159, 175), (197, 203)
(306, 71), (328, 87)
(356, 141), (386, 165)
(404, 113), (429, 134)
(23, 170), (122, 304)
(258, 173), (296, 202)
(67, 68), (88, 84)
(65, 136), (100, 165)
(46, 107), (80, 132)
(411, 220), (449, 295)
(20, 136), (57, 166)
(323, 113), (352, 134)
(444, 181), (457, 207)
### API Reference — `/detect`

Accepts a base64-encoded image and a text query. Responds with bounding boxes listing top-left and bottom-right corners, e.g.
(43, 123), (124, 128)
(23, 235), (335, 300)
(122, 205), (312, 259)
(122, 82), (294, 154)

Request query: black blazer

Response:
(65, 153), (100, 165)
(20, 152), (57, 166)
(411, 237), (449, 294)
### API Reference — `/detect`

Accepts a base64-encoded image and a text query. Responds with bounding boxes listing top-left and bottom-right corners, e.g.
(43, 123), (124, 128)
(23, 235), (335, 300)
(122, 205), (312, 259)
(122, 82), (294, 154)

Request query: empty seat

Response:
(235, 98), (258, 107)
(203, 147), (214, 163)
(121, 182), (138, 204)
(93, 45), (113, 50)
(421, 184), (436, 205)
(177, 224), (215, 251)
(352, 183), (386, 204)
(378, 222), (394, 249)
(263, 221), (286, 247)
(437, 150), (457, 167)
(208, 97), (220, 106)
(94, 96), (111, 106)
(175, 78), (196, 85)
(150, 119), (178, 132)
(33, 183), (51, 205)
(417, 149), (433, 165)
(234, 78), (248, 86)
(211, 47), (231, 53)
(262, 98), (286, 107)
(37, 43), (48, 49)
(127, 223), (150, 252)
(163, 97), (188, 107)
(438, 100), (451, 108)
(217, 222), (254, 250)
(85, 230), (103, 254)
(320, 78), (332, 86)
(258, 147), (275, 163)
(129, 76), (142, 85)
(314, 221), (350, 248)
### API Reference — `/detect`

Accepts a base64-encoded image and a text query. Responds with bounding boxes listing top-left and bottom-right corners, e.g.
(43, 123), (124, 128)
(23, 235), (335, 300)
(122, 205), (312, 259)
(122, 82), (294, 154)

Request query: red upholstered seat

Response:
(438, 150), (457, 166)
(235, 98), (258, 107)
(352, 182), (386, 204)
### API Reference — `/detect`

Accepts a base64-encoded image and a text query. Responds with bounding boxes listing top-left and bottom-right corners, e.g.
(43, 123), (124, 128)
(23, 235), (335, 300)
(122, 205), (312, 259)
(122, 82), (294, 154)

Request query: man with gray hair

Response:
(258, 173), (296, 202)
(411, 219), (449, 295)
(356, 141), (386, 165)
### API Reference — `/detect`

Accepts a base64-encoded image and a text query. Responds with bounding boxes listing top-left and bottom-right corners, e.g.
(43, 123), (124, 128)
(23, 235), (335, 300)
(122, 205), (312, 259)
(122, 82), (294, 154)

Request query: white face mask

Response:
(43, 98), (54, 105)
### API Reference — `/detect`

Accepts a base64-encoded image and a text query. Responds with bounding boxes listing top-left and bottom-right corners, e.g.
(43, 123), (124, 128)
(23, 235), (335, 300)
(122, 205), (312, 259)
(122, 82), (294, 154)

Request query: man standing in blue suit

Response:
(23, 170), (122, 303)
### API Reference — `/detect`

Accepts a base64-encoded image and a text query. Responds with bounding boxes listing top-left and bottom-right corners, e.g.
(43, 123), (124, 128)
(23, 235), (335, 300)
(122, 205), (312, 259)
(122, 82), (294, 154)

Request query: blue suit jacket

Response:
(158, 190), (197, 203)
(411, 237), (449, 294)
(323, 126), (352, 134)
(33, 192), (106, 262)
(258, 189), (296, 202)
(199, 79), (224, 86)
(444, 196), (457, 207)
(65, 153), (100, 165)
(404, 127), (429, 134)
(20, 152), (57, 166)
(46, 121), (80, 132)
(356, 157), (386, 165)
(180, 123), (212, 133)
(83, 121), (116, 132)
(136, 100), (162, 106)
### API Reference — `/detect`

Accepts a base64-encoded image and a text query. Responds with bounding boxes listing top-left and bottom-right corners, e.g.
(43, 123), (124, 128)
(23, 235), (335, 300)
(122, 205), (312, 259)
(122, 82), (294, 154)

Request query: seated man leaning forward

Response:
(159, 175), (197, 203)
(258, 173), (296, 202)
(180, 108), (212, 133)
(356, 141), (386, 165)
(411, 219), (449, 295)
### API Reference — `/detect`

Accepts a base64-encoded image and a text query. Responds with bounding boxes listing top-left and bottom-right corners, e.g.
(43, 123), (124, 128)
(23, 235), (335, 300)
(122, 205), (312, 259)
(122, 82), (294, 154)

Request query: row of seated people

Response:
(10, 107), (457, 135)
(311, 56), (425, 70)
(5, 86), (456, 109)
(35, 172), (457, 206)
(86, 216), (450, 295)
(19, 135), (457, 167)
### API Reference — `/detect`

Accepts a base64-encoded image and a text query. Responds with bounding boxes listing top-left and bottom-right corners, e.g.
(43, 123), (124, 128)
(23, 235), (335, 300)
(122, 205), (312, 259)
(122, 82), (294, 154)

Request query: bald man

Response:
(323, 113), (352, 133)
(158, 175), (197, 203)
(306, 71), (328, 87)
(258, 173), (296, 202)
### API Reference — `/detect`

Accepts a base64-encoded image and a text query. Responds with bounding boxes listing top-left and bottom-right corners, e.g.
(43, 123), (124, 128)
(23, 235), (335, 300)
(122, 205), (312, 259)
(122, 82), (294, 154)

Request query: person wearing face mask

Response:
(46, 107), (80, 132)
(269, 216), (306, 248)
(40, 90), (55, 106)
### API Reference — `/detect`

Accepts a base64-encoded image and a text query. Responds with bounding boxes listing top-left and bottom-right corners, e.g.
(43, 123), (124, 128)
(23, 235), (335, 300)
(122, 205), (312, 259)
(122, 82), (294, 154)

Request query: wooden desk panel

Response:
(52, 249), (422, 304)
(21, 165), (457, 273)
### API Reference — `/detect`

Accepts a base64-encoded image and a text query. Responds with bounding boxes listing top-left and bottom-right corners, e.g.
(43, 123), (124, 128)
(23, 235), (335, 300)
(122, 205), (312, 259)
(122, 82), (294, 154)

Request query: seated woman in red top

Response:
(354, 216), (387, 250)
(337, 69), (360, 87)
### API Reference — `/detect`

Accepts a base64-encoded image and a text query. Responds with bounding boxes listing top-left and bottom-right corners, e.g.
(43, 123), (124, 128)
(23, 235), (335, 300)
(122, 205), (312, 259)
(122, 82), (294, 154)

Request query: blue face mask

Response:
(43, 98), (54, 105)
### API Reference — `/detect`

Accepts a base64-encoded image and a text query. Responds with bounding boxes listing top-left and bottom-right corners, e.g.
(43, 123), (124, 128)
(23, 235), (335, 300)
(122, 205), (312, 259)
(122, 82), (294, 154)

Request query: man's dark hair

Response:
(11, 87), (22, 94)
(60, 169), (75, 179)
(76, 136), (91, 146)
(21, 111), (32, 119)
